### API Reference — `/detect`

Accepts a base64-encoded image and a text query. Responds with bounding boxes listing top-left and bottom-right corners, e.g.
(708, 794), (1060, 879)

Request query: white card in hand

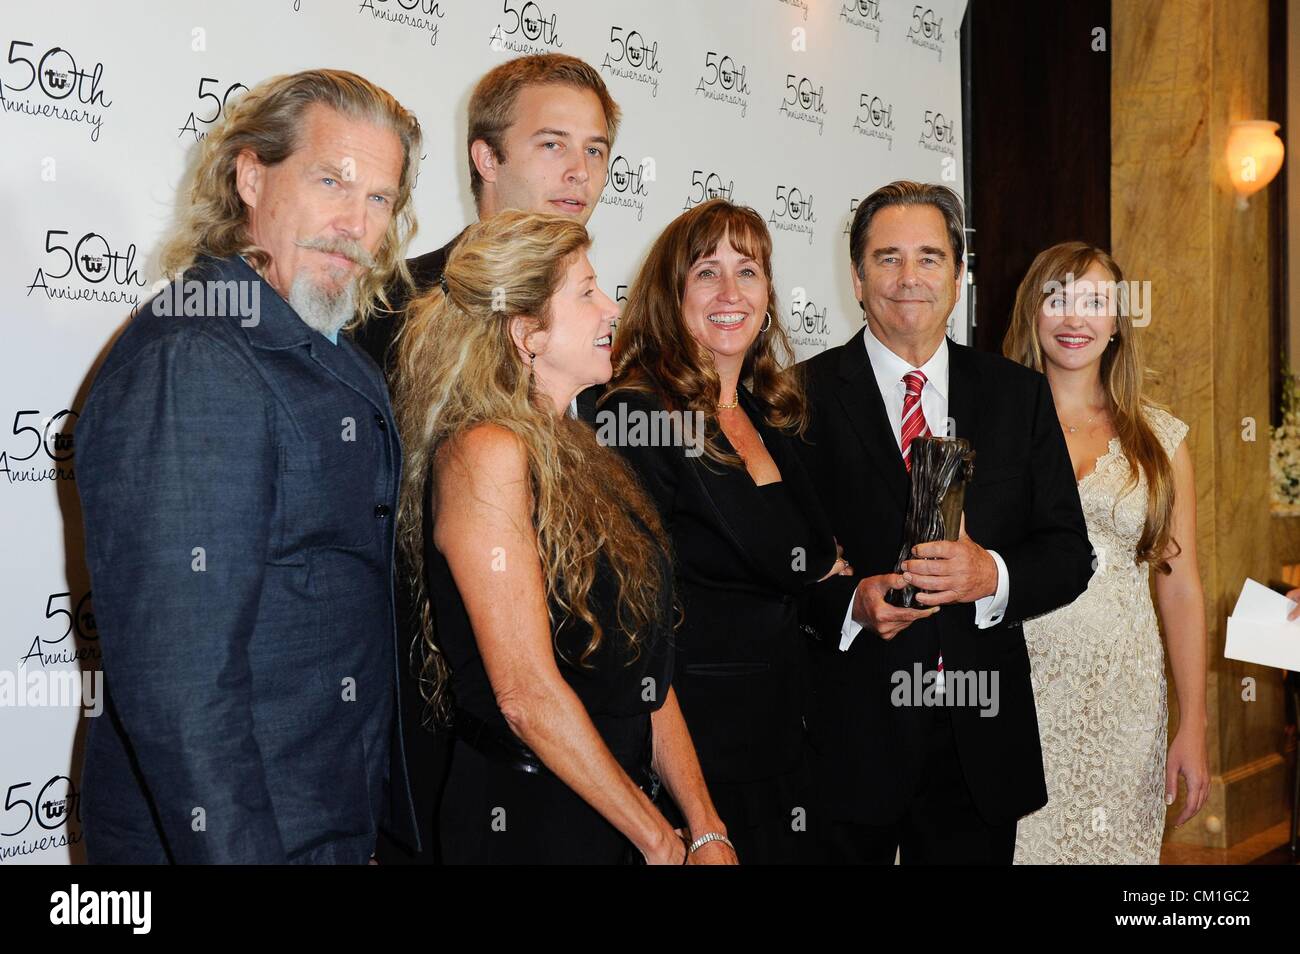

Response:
(1224, 578), (1300, 671)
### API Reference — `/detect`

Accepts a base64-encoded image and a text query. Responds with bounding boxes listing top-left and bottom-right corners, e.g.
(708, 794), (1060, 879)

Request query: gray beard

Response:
(289, 271), (358, 339)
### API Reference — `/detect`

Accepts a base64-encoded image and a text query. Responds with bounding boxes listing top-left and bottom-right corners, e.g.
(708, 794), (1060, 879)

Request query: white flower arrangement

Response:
(1271, 368), (1300, 514)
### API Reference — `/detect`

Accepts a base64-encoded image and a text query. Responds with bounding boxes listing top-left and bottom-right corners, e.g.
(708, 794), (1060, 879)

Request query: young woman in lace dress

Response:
(1002, 242), (1209, 864)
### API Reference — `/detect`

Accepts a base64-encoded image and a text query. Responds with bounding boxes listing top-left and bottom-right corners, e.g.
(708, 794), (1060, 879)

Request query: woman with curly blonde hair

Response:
(390, 210), (735, 864)
(599, 199), (850, 863)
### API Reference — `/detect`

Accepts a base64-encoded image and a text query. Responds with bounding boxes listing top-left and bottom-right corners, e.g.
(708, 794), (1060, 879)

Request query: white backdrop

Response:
(0, 0), (967, 863)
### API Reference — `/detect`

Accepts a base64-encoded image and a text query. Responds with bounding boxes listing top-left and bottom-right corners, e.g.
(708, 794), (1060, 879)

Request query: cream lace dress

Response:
(1012, 405), (1188, 865)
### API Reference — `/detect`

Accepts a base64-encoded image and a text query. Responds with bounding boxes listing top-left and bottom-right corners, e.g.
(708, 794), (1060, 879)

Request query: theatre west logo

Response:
(682, 169), (735, 212)
(778, 74), (826, 136)
(25, 228), (149, 308)
(0, 772), (83, 862)
(694, 51), (751, 117)
(906, 5), (947, 61)
(839, 0), (883, 40)
(0, 40), (113, 142)
(176, 76), (247, 143)
(767, 185), (817, 245)
(599, 154), (650, 221)
(0, 408), (77, 487)
(599, 26), (663, 98)
(19, 589), (99, 670)
(488, 1), (563, 56)
(50, 885), (150, 935)
(916, 107), (956, 157)
(356, 0), (445, 47)
(852, 92), (895, 149)
(786, 287), (831, 351)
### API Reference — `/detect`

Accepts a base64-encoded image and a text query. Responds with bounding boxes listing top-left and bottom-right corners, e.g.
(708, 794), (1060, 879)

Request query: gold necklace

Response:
(1062, 407), (1105, 434)
(717, 393), (739, 409)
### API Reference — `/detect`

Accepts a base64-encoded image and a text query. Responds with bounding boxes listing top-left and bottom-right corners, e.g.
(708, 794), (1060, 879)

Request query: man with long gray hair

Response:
(75, 69), (423, 863)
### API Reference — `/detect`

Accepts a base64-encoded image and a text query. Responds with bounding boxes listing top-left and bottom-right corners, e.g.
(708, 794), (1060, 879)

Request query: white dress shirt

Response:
(839, 323), (1010, 651)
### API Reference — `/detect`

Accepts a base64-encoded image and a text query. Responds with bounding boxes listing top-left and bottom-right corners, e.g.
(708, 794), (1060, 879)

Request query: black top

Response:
(596, 386), (839, 785)
(425, 486), (675, 759)
(352, 232), (464, 374)
(348, 233), (462, 863)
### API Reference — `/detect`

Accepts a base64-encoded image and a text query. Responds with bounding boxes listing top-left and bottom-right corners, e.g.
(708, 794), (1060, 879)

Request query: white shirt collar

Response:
(861, 321), (949, 399)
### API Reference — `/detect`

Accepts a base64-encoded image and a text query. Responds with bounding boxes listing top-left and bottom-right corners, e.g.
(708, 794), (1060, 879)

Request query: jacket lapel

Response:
(833, 329), (909, 511)
(945, 339), (982, 455)
(307, 333), (393, 417)
(683, 388), (831, 593)
(689, 391), (784, 589)
(216, 254), (397, 425)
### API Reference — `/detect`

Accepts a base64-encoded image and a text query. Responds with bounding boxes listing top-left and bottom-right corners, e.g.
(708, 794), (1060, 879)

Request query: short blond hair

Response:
(466, 54), (620, 208)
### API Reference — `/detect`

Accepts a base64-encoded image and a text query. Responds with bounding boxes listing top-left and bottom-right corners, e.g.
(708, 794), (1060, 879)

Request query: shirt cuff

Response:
(973, 549), (1009, 628)
(839, 590), (864, 651)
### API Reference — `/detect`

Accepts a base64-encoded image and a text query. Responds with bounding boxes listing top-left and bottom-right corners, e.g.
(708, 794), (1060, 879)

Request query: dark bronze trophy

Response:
(885, 436), (976, 608)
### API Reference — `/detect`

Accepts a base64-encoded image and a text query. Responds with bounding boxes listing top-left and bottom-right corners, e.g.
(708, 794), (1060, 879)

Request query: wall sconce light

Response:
(1225, 120), (1285, 210)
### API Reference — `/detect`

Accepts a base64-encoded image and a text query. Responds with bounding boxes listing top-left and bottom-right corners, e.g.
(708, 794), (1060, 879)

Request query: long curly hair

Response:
(603, 198), (807, 465)
(391, 211), (668, 723)
(1003, 241), (1180, 572)
(158, 68), (422, 326)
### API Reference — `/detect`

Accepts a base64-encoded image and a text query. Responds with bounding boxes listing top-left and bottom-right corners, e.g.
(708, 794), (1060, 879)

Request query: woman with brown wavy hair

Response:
(599, 199), (851, 863)
(390, 210), (735, 864)
(1003, 241), (1208, 863)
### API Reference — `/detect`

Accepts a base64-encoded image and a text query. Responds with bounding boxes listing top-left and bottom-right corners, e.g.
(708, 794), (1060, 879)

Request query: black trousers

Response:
(821, 703), (1016, 865)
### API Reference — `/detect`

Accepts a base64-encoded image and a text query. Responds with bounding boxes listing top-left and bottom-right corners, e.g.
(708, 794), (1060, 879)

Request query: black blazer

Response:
(349, 233), (461, 864)
(597, 387), (839, 784)
(796, 330), (1093, 826)
(352, 232), (463, 373)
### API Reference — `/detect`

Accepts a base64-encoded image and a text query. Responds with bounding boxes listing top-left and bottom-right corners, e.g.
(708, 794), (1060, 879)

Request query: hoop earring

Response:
(760, 314), (772, 333)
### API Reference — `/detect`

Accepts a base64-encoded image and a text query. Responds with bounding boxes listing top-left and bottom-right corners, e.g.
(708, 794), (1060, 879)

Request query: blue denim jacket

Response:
(76, 255), (419, 863)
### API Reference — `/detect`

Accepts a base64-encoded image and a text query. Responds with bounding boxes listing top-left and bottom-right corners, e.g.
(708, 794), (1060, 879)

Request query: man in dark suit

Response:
(75, 70), (423, 863)
(351, 53), (622, 863)
(797, 180), (1094, 864)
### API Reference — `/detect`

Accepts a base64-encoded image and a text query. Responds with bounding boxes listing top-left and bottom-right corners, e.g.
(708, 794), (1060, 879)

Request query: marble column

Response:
(1112, 0), (1292, 848)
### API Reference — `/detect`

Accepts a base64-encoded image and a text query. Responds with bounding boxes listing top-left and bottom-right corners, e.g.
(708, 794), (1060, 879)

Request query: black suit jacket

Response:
(353, 233), (464, 374)
(796, 330), (1093, 827)
(348, 233), (462, 864)
(596, 387), (839, 788)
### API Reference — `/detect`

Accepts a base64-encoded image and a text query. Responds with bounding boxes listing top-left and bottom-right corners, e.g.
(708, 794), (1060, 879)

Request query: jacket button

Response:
(374, 414), (387, 430)
(374, 503), (391, 518)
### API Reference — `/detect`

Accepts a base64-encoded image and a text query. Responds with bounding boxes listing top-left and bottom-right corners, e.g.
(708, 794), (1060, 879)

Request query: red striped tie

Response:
(900, 370), (931, 472)
(900, 369), (944, 688)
